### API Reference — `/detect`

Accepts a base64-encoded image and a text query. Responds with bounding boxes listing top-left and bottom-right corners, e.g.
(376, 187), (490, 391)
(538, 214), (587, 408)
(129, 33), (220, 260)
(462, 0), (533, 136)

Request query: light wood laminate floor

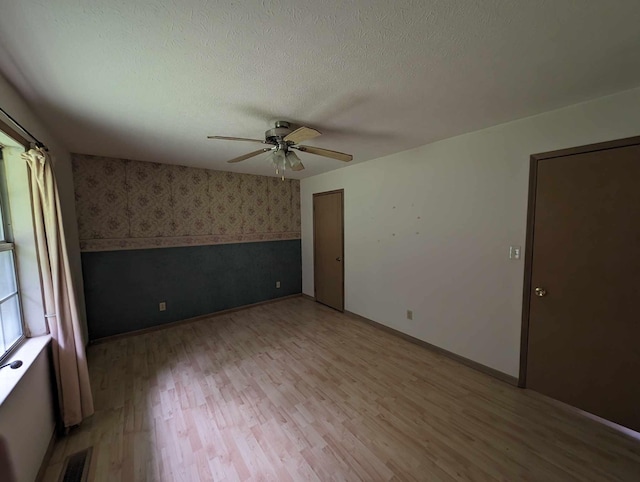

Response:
(43, 297), (640, 481)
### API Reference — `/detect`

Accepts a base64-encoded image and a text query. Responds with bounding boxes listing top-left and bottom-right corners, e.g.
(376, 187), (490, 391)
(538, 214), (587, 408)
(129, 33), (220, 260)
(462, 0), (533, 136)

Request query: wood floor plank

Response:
(44, 298), (640, 481)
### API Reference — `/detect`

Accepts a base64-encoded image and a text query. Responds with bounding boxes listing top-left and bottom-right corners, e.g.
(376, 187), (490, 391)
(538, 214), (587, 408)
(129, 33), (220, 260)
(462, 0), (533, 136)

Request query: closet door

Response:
(313, 190), (344, 311)
(524, 140), (640, 432)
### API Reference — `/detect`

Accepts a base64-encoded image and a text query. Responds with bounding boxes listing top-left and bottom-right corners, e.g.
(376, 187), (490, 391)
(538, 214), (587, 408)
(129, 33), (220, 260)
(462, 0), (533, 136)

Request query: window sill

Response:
(0, 335), (51, 406)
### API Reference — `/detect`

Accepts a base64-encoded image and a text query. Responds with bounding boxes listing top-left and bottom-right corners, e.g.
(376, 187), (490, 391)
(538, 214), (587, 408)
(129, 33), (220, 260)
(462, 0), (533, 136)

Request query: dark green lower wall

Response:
(81, 239), (301, 340)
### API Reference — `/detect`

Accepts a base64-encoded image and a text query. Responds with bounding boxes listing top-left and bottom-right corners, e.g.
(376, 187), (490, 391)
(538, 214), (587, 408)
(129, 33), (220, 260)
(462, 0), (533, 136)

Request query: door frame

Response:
(518, 134), (640, 388)
(313, 189), (345, 311)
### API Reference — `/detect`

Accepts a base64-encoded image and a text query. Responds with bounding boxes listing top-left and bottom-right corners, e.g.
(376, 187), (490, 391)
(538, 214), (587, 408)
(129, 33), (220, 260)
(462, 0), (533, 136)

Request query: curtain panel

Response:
(22, 148), (93, 427)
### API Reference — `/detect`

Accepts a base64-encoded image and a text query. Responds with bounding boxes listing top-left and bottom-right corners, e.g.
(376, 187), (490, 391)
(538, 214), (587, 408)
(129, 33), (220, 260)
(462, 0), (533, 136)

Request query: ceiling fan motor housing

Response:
(265, 121), (293, 145)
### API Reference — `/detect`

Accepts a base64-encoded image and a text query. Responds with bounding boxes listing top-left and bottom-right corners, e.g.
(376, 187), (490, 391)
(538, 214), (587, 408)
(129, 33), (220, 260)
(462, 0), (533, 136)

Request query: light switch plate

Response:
(509, 246), (521, 260)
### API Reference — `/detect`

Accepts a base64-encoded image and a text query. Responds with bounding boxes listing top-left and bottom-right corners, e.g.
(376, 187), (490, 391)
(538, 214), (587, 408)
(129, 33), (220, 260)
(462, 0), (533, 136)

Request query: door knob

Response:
(534, 287), (547, 297)
(336, 257), (342, 262)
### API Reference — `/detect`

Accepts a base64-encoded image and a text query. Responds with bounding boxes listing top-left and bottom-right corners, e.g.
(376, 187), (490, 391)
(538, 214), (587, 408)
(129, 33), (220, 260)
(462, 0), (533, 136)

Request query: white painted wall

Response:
(301, 86), (640, 378)
(0, 342), (54, 482)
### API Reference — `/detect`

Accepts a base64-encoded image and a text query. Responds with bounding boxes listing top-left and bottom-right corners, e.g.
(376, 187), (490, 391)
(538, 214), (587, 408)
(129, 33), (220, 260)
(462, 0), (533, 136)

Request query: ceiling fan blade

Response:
(227, 148), (272, 163)
(291, 161), (305, 171)
(208, 136), (266, 143)
(294, 145), (353, 162)
(284, 126), (321, 144)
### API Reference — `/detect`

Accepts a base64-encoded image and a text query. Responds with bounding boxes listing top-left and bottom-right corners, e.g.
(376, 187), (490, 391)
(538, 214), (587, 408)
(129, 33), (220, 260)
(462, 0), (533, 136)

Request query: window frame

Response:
(0, 148), (27, 362)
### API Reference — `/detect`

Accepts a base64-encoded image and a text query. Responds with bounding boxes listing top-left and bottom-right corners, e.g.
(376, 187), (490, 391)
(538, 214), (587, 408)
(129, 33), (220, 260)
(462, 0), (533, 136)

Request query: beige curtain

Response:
(22, 147), (94, 428)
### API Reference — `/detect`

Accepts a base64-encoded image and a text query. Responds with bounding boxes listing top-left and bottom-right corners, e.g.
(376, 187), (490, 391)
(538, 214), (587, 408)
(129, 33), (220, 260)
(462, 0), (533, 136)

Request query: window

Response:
(0, 149), (24, 361)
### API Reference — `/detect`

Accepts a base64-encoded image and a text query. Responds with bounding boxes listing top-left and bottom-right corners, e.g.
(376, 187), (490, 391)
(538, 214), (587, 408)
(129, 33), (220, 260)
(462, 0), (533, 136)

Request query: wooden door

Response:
(521, 138), (640, 432)
(313, 190), (344, 311)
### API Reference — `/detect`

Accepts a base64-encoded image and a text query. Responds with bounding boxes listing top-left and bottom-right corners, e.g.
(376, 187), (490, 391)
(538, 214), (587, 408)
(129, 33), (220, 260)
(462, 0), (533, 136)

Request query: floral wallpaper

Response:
(72, 154), (301, 252)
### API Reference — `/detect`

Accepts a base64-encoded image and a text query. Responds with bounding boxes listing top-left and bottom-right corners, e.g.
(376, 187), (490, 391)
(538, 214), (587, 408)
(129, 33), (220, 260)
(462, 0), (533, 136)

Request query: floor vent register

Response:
(58, 447), (92, 482)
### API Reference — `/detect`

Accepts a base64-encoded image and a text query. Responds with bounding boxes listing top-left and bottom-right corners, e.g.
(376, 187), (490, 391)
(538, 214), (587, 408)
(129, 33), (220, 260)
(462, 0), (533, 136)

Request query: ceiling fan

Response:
(207, 121), (353, 179)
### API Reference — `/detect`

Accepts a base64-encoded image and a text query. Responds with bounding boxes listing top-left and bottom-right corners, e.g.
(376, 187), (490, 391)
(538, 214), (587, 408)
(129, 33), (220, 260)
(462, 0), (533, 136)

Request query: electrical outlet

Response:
(276, 281), (281, 288)
(407, 310), (413, 320)
(509, 246), (521, 260)
(159, 302), (166, 312)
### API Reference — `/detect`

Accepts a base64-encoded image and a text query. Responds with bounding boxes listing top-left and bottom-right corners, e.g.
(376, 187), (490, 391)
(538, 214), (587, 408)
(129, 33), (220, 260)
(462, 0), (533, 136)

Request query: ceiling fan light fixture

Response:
(269, 148), (287, 179)
(265, 149), (276, 165)
(285, 150), (301, 168)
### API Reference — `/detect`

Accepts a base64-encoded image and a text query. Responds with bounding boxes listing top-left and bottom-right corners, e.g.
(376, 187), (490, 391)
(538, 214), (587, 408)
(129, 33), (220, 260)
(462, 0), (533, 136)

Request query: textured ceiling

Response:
(1, 1), (640, 178)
